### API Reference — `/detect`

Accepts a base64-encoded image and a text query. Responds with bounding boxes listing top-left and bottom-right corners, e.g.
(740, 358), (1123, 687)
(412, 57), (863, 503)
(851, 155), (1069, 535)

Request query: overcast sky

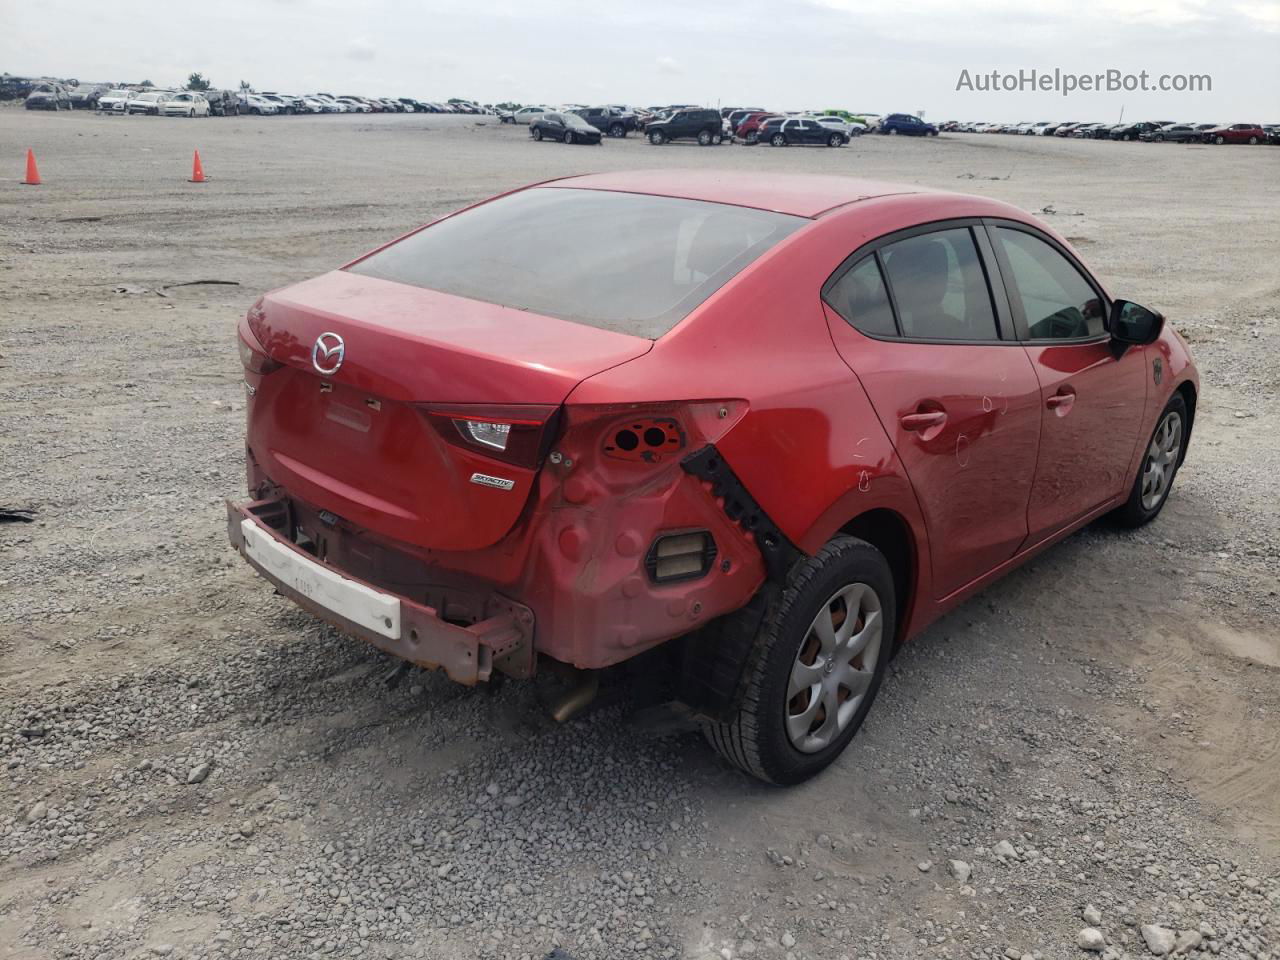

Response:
(4, 0), (1277, 120)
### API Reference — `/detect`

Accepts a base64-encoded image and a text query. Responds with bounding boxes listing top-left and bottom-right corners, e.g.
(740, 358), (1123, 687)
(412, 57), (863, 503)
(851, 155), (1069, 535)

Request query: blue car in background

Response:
(880, 113), (938, 136)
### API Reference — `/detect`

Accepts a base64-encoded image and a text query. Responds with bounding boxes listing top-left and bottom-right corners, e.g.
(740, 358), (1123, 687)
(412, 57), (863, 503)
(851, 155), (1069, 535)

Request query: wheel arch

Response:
(837, 508), (917, 654)
(1174, 378), (1197, 465)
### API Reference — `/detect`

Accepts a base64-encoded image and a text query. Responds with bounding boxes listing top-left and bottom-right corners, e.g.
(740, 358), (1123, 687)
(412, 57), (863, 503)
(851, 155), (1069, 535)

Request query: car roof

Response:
(545, 171), (938, 218)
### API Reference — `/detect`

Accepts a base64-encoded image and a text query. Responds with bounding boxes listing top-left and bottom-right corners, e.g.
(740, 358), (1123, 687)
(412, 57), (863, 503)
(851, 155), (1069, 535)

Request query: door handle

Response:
(1046, 390), (1076, 412)
(900, 411), (947, 432)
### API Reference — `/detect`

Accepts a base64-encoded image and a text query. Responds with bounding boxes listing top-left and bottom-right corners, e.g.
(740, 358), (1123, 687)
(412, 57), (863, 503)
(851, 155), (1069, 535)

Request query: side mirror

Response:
(1110, 299), (1164, 346)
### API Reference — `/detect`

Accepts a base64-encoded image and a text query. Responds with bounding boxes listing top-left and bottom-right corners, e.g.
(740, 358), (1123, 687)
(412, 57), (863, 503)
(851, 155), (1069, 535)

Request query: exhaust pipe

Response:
(548, 670), (599, 723)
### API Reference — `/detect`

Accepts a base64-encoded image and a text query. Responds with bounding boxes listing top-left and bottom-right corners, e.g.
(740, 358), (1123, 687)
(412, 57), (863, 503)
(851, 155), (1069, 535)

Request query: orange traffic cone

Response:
(189, 150), (207, 183)
(22, 149), (41, 185)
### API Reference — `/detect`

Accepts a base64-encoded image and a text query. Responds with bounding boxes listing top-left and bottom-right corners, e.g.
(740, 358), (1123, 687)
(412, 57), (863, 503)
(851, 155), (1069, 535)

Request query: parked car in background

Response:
(1202, 123), (1266, 144)
(813, 115), (861, 138)
(24, 82), (71, 110)
(879, 113), (937, 136)
(1110, 121), (1166, 141)
(758, 116), (849, 147)
(97, 88), (133, 113)
(230, 171), (1196, 785)
(735, 112), (780, 143)
(202, 90), (239, 116)
(509, 105), (551, 124)
(67, 83), (108, 109)
(573, 105), (636, 138)
(530, 111), (602, 144)
(646, 108), (724, 145)
(239, 94), (279, 115)
(301, 96), (337, 113)
(1, 75), (39, 101)
(127, 91), (172, 115)
(162, 92), (210, 117)
(1141, 123), (1199, 142)
(335, 97), (371, 113)
(260, 94), (305, 114)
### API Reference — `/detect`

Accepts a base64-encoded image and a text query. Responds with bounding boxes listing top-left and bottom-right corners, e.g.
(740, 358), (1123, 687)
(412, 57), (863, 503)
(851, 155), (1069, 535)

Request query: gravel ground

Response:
(1, 107), (1277, 960)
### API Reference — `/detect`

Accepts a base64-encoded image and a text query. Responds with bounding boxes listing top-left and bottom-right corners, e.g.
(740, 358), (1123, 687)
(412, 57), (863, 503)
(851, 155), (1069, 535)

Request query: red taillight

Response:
(420, 404), (560, 470)
(238, 300), (282, 374)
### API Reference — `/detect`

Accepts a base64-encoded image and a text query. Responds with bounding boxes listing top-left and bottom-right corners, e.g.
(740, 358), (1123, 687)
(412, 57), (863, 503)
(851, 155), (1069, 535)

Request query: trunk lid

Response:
(248, 270), (651, 551)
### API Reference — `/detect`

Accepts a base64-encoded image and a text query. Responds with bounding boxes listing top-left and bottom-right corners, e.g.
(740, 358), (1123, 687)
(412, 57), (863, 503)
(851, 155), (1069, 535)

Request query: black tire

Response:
(1248, 136), (1258, 145)
(744, 131), (758, 144)
(609, 123), (624, 138)
(1155, 134), (1165, 142)
(702, 536), (895, 785)
(648, 129), (665, 145)
(770, 133), (786, 147)
(827, 133), (842, 147)
(532, 127), (543, 141)
(1109, 393), (1188, 528)
(713, 133), (723, 144)
(697, 130), (712, 146)
(563, 130), (574, 144)
(1215, 135), (1224, 144)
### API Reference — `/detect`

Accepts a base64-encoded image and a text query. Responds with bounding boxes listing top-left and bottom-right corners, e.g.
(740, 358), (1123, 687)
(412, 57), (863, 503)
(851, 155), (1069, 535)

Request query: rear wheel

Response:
(744, 131), (758, 144)
(1110, 394), (1187, 527)
(1248, 136), (1258, 144)
(697, 130), (712, 146)
(888, 127), (898, 135)
(1155, 134), (1165, 142)
(532, 127), (543, 141)
(770, 133), (786, 147)
(564, 130), (574, 144)
(609, 123), (625, 138)
(648, 129), (665, 145)
(702, 536), (894, 785)
(1215, 135), (1225, 144)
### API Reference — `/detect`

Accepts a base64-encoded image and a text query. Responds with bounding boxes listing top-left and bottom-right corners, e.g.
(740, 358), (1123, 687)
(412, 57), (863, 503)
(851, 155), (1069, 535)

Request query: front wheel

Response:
(608, 123), (624, 138)
(1248, 136), (1258, 144)
(1215, 135), (1225, 144)
(703, 536), (894, 785)
(1110, 394), (1187, 527)
(563, 130), (574, 144)
(744, 131), (758, 144)
(770, 133), (786, 146)
(827, 133), (843, 147)
(888, 127), (898, 135)
(648, 130), (665, 145)
(532, 127), (543, 141)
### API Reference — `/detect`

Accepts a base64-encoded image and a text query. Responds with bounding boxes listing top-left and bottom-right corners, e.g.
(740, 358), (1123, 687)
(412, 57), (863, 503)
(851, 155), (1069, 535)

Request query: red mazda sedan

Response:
(231, 172), (1197, 784)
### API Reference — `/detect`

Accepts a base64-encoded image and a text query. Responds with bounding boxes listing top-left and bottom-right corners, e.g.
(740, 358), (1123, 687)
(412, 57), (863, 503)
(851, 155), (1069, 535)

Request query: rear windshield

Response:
(347, 187), (805, 338)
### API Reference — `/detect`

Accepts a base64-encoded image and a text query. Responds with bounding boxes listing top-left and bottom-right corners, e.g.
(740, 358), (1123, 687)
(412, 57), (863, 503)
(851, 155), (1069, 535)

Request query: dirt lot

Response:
(1, 108), (1277, 960)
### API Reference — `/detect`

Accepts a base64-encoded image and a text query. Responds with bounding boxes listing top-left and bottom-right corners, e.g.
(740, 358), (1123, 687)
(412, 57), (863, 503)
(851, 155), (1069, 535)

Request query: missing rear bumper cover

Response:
(681, 445), (799, 580)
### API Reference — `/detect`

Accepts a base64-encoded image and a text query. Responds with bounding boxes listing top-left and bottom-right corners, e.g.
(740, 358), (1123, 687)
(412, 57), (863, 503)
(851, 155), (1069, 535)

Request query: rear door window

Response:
(879, 228), (999, 340)
(825, 256), (897, 337)
(348, 188), (806, 338)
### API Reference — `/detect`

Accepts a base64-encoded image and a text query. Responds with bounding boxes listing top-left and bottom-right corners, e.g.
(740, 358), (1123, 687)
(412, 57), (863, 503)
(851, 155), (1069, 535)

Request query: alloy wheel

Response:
(1140, 410), (1182, 510)
(786, 582), (883, 754)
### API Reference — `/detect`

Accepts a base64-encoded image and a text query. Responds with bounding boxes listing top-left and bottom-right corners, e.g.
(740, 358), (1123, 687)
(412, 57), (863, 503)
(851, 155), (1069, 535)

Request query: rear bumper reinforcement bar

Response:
(227, 499), (534, 685)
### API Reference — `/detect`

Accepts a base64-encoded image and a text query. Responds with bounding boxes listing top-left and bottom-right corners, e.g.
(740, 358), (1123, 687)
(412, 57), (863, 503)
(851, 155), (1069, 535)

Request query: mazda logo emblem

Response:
(312, 332), (345, 376)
